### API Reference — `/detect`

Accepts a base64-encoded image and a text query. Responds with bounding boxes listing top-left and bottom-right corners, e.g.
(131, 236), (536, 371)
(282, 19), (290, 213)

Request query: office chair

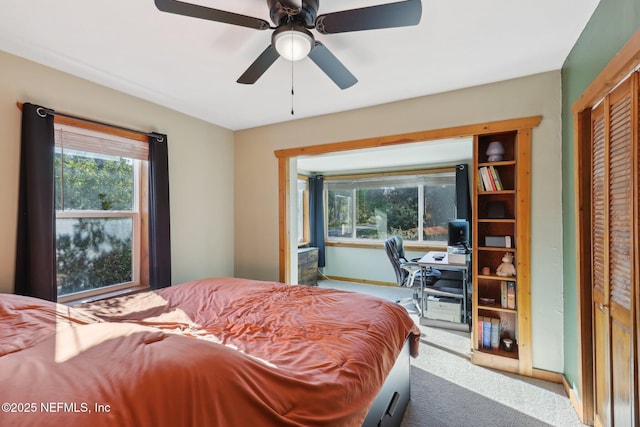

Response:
(384, 235), (440, 313)
(385, 235), (419, 287)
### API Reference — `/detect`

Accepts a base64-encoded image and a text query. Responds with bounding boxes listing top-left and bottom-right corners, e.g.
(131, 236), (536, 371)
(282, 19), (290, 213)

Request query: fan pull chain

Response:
(291, 33), (295, 116)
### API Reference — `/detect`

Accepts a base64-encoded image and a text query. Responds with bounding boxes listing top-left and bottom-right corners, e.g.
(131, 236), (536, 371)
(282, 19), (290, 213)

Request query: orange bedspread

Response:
(0, 277), (420, 426)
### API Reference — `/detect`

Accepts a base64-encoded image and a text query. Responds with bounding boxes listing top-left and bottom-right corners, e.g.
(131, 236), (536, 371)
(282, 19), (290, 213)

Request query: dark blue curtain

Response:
(455, 163), (472, 244)
(14, 103), (56, 301)
(148, 134), (172, 289)
(308, 175), (325, 267)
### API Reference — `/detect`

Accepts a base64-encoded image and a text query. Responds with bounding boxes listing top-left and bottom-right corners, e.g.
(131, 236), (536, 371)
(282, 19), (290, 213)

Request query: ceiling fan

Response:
(154, 0), (422, 89)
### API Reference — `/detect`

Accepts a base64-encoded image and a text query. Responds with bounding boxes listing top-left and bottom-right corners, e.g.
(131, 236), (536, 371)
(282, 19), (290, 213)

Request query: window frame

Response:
(297, 175), (310, 246)
(323, 167), (456, 247)
(54, 121), (149, 303)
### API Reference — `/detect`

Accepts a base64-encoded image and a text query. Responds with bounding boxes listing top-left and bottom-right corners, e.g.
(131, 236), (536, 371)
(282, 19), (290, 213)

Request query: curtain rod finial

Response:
(149, 132), (165, 143)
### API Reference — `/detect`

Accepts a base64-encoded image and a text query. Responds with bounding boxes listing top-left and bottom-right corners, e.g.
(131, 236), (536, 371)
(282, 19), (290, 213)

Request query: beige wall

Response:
(234, 71), (564, 373)
(0, 50), (564, 373)
(0, 51), (235, 292)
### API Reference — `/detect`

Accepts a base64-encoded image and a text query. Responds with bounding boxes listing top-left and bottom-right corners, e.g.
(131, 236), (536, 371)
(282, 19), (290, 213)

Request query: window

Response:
(325, 169), (457, 244)
(54, 124), (148, 300)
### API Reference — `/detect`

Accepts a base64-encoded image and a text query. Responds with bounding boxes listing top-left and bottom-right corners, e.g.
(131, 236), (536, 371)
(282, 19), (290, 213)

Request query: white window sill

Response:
(62, 284), (150, 306)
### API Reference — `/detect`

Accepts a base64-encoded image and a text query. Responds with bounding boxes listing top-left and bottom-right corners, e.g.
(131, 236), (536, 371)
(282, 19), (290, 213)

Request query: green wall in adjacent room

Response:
(561, 0), (640, 397)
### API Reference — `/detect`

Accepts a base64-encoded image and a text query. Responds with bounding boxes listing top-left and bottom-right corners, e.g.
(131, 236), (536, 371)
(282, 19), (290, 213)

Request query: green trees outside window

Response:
(355, 186), (418, 239)
(326, 171), (456, 242)
(55, 148), (137, 296)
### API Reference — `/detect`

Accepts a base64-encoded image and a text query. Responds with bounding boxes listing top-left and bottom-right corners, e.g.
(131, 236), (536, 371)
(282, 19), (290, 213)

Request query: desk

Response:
(418, 251), (470, 331)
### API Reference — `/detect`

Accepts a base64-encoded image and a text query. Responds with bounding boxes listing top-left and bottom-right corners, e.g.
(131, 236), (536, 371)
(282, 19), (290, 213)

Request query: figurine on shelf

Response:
(496, 252), (516, 277)
(486, 141), (505, 162)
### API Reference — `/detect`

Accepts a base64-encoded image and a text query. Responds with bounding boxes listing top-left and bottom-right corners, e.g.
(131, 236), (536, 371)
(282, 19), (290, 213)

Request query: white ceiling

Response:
(0, 1), (599, 131)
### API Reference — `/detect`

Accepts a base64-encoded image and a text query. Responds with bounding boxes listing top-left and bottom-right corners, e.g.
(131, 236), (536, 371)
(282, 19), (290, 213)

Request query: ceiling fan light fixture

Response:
(273, 25), (313, 61)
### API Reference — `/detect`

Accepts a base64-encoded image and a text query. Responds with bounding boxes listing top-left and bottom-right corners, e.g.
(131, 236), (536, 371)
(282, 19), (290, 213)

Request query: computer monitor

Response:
(448, 219), (470, 253)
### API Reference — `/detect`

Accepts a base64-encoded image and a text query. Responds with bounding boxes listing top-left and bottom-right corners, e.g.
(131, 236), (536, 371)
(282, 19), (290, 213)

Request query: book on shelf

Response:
(507, 281), (516, 309)
(490, 318), (500, 350)
(488, 165), (503, 191)
(477, 316), (501, 350)
(500, 281), (508, 308)
(478, 166), (504, 192)
(479, 166), (495, 191)
(485, 235), (512, 248)
(482, 317), (492, 349)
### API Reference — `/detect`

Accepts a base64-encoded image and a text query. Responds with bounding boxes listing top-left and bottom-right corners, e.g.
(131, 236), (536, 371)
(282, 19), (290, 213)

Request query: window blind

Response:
(54, 123), (149, 160)
(325, 171), (455, 191)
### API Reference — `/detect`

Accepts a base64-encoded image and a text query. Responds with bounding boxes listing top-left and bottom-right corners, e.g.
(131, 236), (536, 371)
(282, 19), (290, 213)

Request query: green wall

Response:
(561, 0), (640, 397)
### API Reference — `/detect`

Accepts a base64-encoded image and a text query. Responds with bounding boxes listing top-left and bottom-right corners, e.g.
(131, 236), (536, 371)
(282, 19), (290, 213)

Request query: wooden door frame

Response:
(274, 116), (542, 284)
(572, 28), (640, 425)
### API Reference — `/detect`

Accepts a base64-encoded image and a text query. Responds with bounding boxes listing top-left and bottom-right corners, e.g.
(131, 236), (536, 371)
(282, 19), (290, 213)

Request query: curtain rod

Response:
(16, 102), (164, 142)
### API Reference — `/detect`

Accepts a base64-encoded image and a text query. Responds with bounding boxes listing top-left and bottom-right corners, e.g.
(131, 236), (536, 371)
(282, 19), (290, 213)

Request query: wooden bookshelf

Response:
(471, 128), (533, 376)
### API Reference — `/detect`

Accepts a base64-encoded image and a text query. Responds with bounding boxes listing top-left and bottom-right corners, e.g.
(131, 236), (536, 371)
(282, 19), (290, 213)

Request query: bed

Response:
(0, 277), (420, 426)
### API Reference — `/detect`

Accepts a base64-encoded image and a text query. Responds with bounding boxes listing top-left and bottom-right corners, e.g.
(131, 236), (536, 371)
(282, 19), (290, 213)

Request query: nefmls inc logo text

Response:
(41, 402), (90, 413)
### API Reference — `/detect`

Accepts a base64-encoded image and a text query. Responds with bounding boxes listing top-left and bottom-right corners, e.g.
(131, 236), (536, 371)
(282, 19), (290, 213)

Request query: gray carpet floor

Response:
(318, 279), (587, 427)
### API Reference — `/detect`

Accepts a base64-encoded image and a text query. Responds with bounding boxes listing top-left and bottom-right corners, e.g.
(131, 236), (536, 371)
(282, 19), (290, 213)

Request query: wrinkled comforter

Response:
(0, 277), (420, 427)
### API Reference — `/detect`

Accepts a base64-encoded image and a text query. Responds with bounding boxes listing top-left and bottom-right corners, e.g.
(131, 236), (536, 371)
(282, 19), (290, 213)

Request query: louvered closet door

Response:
(591, 74), (636, 427)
